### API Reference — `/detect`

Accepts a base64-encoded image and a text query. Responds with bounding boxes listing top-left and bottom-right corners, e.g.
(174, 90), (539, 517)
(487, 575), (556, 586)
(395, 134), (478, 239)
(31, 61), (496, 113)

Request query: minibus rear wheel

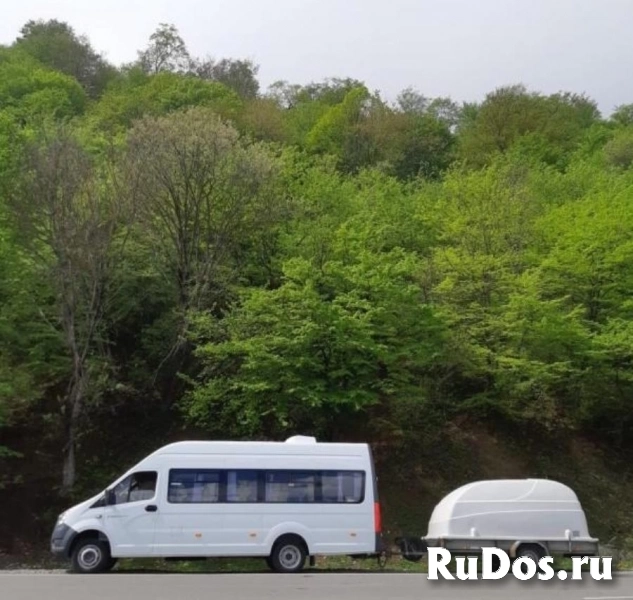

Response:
(70, 538), (113, 574)
(269, 535), (307, 573)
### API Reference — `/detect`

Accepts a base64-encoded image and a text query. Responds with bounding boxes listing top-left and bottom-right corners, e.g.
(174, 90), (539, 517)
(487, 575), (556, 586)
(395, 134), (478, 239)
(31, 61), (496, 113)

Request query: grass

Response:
(77, 551), (632, 574)
(102, 554), (631, 575)
(113, 554), (423, 573)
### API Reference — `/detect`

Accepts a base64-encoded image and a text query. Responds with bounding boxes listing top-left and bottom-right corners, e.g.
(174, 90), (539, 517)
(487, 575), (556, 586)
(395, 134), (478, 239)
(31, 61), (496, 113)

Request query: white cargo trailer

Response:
(398, 478), (600, 563)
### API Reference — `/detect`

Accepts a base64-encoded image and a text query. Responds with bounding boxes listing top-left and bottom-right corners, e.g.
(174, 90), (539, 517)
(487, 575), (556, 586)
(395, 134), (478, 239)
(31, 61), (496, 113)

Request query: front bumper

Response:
(50, 523), (76, 557)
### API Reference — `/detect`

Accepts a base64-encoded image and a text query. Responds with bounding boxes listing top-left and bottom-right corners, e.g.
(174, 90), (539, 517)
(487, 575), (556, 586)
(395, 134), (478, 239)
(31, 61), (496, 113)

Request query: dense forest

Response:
(2, 19), (633, 558)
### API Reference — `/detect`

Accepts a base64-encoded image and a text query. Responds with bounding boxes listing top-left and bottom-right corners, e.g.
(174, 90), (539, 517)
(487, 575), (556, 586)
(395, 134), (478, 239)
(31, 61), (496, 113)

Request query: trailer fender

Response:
(509, 541), (548, 559)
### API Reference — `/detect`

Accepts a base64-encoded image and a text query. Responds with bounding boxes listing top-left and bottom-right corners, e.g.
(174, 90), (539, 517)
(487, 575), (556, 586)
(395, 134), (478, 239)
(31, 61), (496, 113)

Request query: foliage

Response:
(122, 106), (280, 310)
(0, 211), (67, 458)
(89, 69), (241, 132)
(458, 85), (600, 169)
(184, 249), (446, 438)
(3, 15), (633, 529)
(603, 128), (633, 169)
(195, 57), (260, 100)
(0, 47), (86, 121)
(237, 98), (289, 142)
(14, 19), (117, 98)
(306, 86), (371, 164)
(136, 23), (192, 75)
(6, 124), (130, 491)
(610, 104), (633, 127)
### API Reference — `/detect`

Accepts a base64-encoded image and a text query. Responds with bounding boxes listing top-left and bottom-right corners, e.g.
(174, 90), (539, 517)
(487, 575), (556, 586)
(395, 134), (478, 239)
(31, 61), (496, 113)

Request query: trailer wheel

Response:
(515, 544), (546, 573)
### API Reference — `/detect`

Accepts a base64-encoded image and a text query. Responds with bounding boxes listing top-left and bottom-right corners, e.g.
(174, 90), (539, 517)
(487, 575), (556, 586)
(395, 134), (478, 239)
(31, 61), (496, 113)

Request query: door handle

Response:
(145, 504), (158, 512)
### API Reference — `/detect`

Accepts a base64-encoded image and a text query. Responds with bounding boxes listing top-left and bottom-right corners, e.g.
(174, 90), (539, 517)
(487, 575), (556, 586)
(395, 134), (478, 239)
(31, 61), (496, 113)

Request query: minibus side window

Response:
(263, 471), (315, 503)
(289, 472), (316, 503)
(165, 469), (366, 503)
(111, 471), (157, 504)
(226, 470), (258, 503)
(168, 469), (221, 503)
(319, 471), (365, 503)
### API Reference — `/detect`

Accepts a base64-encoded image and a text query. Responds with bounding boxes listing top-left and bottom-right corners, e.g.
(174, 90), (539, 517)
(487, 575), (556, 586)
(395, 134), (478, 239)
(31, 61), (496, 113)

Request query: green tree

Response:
(584, 319), (633, 442)
(388, 112), (455, 180)
(14, 19), (117, 98)
(269, 78), (367, 148)
(237, 98), (289, 142)
(0, 213), (69, 459)
(195, 57), (260, 99)
(396, 87), (461, 128)
(121, 107), (282, 374)
(0, 110), (26, 193)
(89, 69), (241, 132)
(7, 126), (129, 491)
(489, 272), (591, 428)
(458, 85), (600, 168)
(137, 23), (192, 75)
(538, 182), (633, 324)
(305, 86), (371, 170)
(427, 159), (554, 421)
(603, 128), (633, 169)
(610, 104), (633, 127)
(288, 77), (366, 106)
(185, 248), (446, 438)
(0, 47), (86, 122)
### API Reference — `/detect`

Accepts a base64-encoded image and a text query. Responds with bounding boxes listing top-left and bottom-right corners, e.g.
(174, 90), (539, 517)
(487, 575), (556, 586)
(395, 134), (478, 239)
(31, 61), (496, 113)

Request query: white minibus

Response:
(50, 435), (383, 573)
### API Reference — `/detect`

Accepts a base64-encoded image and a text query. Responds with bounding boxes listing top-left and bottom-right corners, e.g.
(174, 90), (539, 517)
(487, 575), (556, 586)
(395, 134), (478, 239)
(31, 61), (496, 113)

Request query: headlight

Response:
(56, 511), (67, 525)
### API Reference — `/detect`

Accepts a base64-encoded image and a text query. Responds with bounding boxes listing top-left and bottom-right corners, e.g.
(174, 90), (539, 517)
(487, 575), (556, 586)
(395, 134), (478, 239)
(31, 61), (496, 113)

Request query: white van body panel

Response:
(54, 437), (379, 561)
(68, 514), (105, 537)
(57, 493), (101, 529)
(104, 497), (158, 556)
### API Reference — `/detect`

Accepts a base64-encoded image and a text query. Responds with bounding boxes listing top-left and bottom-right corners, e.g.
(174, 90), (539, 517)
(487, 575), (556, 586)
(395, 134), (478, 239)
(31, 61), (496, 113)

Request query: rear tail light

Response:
(374, 502), (382, 533)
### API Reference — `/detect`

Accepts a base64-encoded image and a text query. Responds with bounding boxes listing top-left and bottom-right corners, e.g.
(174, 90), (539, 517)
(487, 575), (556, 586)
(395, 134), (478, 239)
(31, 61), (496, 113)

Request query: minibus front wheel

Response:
(70, 537), (114, 574)
(269, 535), (308, 573)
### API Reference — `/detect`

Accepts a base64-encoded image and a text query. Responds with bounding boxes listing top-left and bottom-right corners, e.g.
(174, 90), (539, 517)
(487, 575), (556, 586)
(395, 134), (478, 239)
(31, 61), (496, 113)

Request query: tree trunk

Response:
(61, 425), (76, 494)
(61, 363), (86, 494)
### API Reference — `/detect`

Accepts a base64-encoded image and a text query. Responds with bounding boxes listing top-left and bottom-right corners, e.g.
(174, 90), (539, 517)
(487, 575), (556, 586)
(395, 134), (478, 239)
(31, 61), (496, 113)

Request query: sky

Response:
(1, 0), (632, 115)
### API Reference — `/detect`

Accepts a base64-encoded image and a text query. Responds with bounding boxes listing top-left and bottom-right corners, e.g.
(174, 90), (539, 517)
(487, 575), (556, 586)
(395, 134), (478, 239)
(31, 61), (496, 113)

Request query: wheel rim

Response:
(78, 545), (102, 570)
(521, 550), (539, 562)
(278, 544), (302, 570)
(516, 549), (540, 572)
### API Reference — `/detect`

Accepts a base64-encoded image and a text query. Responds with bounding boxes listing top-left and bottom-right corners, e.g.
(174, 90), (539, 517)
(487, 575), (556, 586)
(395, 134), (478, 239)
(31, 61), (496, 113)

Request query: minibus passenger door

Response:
(104, 470), (159, 557)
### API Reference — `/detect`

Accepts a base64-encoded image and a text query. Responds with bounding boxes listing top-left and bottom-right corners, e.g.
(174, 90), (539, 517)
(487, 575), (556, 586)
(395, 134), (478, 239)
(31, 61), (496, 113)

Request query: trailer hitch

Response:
(377, 550), (388, 569)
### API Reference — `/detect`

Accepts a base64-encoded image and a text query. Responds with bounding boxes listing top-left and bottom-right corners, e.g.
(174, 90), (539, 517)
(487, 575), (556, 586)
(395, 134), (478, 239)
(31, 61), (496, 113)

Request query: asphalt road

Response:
(2, 572), (633, 600)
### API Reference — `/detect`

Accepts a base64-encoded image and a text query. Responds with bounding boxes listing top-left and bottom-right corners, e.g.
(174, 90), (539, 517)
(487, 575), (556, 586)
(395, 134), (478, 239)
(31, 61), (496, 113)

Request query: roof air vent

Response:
(285, 435), (317, 444)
